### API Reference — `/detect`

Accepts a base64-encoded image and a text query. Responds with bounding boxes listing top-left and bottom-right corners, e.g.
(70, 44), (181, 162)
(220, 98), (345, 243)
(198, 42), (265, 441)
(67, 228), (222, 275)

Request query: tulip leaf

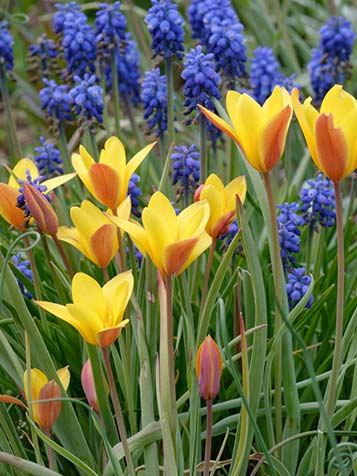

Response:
(0, 450), (61, 476)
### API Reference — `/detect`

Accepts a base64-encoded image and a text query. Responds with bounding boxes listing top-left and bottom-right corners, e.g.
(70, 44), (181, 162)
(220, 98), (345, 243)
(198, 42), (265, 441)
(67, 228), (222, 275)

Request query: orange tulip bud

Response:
(37, 380), (62, 431)
(196, 336), (222, 401)
(81, 359), (99, 412)
(23, 183), (58, 235)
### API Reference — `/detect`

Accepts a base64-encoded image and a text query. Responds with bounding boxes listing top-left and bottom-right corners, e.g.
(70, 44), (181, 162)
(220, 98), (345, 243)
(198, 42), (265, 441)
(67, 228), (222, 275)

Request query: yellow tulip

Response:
(292, 85), (357, 183)
(0, 158), (75, 230)
(57, 197), (131, 268)
(23, 367), (70, 430)
(199, 86), (292, 173)
(72, 136), (156, 210)
(36, 271), (133, 348)
(109, 191), (212, 277)
(195, 174), (246, 239)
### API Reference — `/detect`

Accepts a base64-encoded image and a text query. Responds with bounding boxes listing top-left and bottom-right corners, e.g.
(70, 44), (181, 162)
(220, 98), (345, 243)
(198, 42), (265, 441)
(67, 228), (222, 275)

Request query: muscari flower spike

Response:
(286, 267), (313, 310)
(12, 253), (33, 299)
(172, 144), (200, 201)
(127, 173), (142, 217)
(0, 21), (14, 73)
(69, 74), (104, 127)
(34, 137), (64, 179)
(39, 78), (72, 124)
(194, 0), (238, 44)
(95, 1), (127, 48)
(300, 173), (336, 228)
(309, 16), (355, 102)
(28, 34), (58, 81)
(53, 2), (86, 35)
(141, 68), (168, 136)
(277, 202), (304, 270)
(145, 0), (185, 60)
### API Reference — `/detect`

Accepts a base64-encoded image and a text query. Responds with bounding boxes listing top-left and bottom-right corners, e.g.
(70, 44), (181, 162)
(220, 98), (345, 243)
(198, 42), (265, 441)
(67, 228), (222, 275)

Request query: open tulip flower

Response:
(109, 191), (212, 278)
(57, 197), (131, 268)
(199, 86), (292, 173)
(23, 367), (70, 431)
(292, 85), (357, 183)
(72, 136), (156, 210)
(36, 271), (133, 348)
(195, 174), (246, 239)
(0, 158), (75, 230)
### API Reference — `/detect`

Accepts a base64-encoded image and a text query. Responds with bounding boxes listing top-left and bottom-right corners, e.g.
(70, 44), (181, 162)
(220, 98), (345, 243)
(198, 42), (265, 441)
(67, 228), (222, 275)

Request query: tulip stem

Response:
(52, 235), (74, 279)
(44, 429), (55, 471)
(102, 346), (135, 476)
(165, 275), (176, 416)
(262, 172), (283, 446)
(200, 239), (216, 311)
(203, 399), (213, 476)
(110, 50), (121, 138)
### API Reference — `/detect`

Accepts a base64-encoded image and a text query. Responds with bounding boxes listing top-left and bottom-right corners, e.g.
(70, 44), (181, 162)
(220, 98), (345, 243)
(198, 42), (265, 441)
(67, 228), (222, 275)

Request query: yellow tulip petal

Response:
(97, 321), (129, 348)
(205, 174), (225, 194)
(226, 90), (241, 122)
(108, 216), (149, 256)
(100, 137), (126, 172)
(9, 159), (39, 189)
(90, 224), (118, 268)
(320, 85), (357, 126)
(24, 368), (47, 402)
(233, 94), (261, 167)
(163, 238), (199, 276)
(106, 280), (131, 327)
(198, 105), (240, 145)
(57, 226), (92, 261)
(341, 107), (357, 176)
(56, 367), (70, 391)
(78, 145), (95, 168)
(200, 184), (224, 236)
(142, 207), (172, 270)
(263, 86), (291, 120)
(225, 176), (246, 209)
(71, 201), (107, 237)
(43, 173), (76, 192)
(71, 153), (95, 196)
(258, 105), (292, 172)
(71, 273), (106, 317)
(315, 113), (348, 182)
(179, 232), (212, 274)
(0, 184), (25, 230)
(125, 142), (157, 184)
(89, 163), (121, 209)
(103, 270), (134, 310)
(148, 192), (178, 239)
(66, 304), (103, 345)
(177, 201), (210, 239)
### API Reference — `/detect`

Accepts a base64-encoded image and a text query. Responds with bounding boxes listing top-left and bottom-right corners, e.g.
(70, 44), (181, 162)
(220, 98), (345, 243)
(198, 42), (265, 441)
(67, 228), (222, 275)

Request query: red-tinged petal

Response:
(196, 336), (222, 400)
(23, 183), (58, 235)
(0, 395), (27, 409)
(0, 184), (25, 230)
(198, 105), (241, 146)
(97, 320), (129, 348)
(163, 237), (198, 276)
(259, 105), (292, 172)
(89, 163), (121, 209)
(90, 224), (118, 268)
(37, 380), (61, 430)
(211, 210), (236, 239)
(315, 113), (349, 183)
(81, 360), (99, 412)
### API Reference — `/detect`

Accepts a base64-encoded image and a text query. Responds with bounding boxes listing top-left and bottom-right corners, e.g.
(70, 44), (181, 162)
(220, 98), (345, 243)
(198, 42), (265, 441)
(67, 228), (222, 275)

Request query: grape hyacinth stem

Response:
(110, 50), (121, 137)
(165, 57), (175, 145)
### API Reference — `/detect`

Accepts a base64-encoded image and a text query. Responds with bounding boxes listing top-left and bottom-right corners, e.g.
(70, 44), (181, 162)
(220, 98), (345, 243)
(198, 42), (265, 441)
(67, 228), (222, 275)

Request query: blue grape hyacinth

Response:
(53, 2), (85, 34)
(0, 21), (14, 73)
(145, 0), (185, 59)
(277, 202), (304, 269)
(69, 74), (104, 126)
(286, 267), (313, 310)
(95, 1), (127, 47)
(141, 68), (168, 136)
(12, 254), (33, 299)
(172, 144), (200, 201)
(127, 173), (142, 217)
(309, 16), (355, 102)
(28, 34), (58, 81)
(39, 79), (72, 124)
(300, 174), (336, 228)
(34, 137), (64, 179)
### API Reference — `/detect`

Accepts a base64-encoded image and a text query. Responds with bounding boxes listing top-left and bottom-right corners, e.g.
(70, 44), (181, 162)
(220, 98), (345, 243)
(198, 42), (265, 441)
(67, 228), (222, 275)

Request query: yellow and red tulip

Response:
(72, 136), (156, 210)
(196, 336), (222, 401)
(292, 85), (357, 183)
(108, 191), (212, 277)
(36, 271), (133, 348)
(57, 197), (130, 268)
(0, 158), (75, 230)
(23, 367), (70, 431)
(199, 86), (292, 173)
(195, 173), (246, 239)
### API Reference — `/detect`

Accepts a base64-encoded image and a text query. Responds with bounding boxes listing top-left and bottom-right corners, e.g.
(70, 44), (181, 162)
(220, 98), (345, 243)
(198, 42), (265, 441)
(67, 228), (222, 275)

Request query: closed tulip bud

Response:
(81, 359), (99, 412)
(23, 182), (58, 235)
(37, 380), (62, 431)
(196, 335), (222, 401)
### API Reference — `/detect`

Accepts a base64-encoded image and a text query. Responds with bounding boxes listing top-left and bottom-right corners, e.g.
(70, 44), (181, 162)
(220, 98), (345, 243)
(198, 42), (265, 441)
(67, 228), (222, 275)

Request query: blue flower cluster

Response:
(141, 68), (168, 136)
(300, 174), (336, 228)
(127, 173), (142, 217)
(34, 137), (64, 179)
(309, 16), (355, 102)
(145, 0), (185, 60)
(172, 144), (200, 200)
(95, 1), (127, 47)
(182, 46), (221, 116)
(16, 170), (49, 222)
(53, 2), (86, 35)
(69, 74), (104, 125)
(250, 47), (297, 104)
(12, 254), (33, 299)
(104, 33), (141, 106)
(28, 34), (57, 80)
(277, 202), (304, 269)
(39, 79), (72, 123)
(286, 267), (313, 310)
(0, 21), (14, 73)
